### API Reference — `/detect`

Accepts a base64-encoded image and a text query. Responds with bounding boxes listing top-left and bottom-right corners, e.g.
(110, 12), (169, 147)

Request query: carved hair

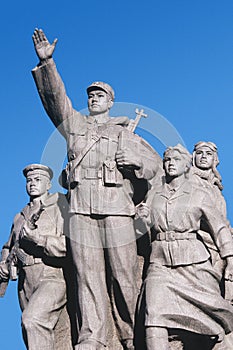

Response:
(164, 144), (192, 164)
(163, 144), (192, 175)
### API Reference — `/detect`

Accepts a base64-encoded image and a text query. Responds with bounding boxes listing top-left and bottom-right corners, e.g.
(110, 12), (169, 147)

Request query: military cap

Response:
(86, 81), (115, 101)
(23, 164), (53, 179)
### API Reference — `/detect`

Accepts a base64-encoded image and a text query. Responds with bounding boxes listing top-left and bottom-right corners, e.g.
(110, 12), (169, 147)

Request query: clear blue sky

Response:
(0, 1), (233, 348)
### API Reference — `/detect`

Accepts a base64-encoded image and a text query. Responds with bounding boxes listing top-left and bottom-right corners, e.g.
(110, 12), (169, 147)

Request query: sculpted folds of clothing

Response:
(67, 118), (133, 215)
(189, 169), (229, 273)
(143, 260), (233, 336)
(32, 59), (73, 127)
(13, 193), (66, 261)
(149, 179), (233, 266)
(32, 59), (160, 349)
(191, 168), (227, 218)
(32, 59), (159, 216)
(142, 178), (233, 339)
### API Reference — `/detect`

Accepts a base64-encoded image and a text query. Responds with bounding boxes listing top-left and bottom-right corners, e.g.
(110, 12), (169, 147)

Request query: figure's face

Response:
(88, 89), (113, 116)
(194, 146), (215, 170)
(164, 150), (188, 178)
(26, 174), (51, 198)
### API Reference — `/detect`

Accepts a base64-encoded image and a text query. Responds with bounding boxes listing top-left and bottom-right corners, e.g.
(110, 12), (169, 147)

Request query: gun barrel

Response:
(0, 281), (9, 297)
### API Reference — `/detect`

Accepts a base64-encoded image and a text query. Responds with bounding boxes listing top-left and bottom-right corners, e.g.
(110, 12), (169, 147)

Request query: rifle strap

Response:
(68, 133), (101, 174)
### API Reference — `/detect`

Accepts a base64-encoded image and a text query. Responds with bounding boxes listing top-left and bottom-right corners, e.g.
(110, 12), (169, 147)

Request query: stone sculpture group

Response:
(0, 29), (233, 350)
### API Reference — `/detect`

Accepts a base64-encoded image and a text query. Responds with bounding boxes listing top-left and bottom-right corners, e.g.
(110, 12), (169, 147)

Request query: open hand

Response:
(32, 28), (57, 61)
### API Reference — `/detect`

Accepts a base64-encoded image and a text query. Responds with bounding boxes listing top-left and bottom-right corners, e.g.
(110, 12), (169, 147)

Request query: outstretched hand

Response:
(32, 28), (58, 61)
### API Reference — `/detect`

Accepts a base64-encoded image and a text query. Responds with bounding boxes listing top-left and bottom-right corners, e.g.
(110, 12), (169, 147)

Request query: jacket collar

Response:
(155, 176), (191, 200)
(21, 193), (59, 218)
(86, 115), (129, 126)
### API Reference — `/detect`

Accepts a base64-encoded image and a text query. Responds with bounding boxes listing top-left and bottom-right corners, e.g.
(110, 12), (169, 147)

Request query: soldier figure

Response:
(31, 28), (159, 350)
(0, 164), (72, 350)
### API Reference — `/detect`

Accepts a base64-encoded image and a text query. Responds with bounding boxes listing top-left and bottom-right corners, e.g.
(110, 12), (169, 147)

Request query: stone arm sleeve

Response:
(32, 58), (74, 131)
(0, 214), (21, 262)
(201, 196), (233, 258)
(32, 231), (66, 257)
(220, 193), (227, 218)
(134, 141), (163, 181)
(41, 235), (66, 257)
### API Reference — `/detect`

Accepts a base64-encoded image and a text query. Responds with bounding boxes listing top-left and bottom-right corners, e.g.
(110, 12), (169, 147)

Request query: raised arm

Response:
(32, 28), (74, 130)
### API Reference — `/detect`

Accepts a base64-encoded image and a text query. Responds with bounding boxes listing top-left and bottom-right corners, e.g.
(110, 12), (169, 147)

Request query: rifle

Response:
(0, 203), (44, 297)
(118, 108), (148, 149)
(0, 243), (18, 297)
(127, 108), (148, 133)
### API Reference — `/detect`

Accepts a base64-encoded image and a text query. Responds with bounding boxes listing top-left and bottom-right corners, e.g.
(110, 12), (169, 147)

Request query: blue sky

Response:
(0, 1), (233, 348)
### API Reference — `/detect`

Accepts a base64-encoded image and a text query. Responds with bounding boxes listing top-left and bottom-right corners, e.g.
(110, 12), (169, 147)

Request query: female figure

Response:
(192, 141), (226, 216)
(138, 144), (233, 350)
(192, 141), (230, 277)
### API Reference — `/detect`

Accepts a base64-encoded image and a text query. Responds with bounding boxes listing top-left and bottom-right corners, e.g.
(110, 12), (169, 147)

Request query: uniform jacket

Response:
(3, 193), (67, 268)
(32, 59), (160, 215)
(191, 167), (227, 217)
(149, 177), (233, 266)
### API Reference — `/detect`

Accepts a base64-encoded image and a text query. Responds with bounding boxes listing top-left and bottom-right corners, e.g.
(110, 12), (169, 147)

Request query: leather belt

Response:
(156, 231), (196, 242)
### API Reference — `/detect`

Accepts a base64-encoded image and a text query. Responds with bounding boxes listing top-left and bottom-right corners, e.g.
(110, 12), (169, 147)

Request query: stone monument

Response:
(1, 27), (233, 350)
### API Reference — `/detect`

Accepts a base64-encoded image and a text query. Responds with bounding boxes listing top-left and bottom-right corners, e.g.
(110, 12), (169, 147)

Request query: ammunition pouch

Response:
(103, 160), (122, 185)
(60, 158), (124, 189)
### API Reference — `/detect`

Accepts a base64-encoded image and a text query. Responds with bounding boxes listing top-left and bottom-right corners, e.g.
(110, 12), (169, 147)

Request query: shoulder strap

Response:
(69, 133), (101, 173)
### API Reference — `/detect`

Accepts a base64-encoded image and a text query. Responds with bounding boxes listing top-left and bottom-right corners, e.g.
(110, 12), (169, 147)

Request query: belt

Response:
(81, 168), (102, 179)
(156, 231), (196, 242)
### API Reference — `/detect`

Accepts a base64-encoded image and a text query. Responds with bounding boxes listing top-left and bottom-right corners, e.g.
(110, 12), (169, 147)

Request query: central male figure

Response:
(32, 28), (159, 350)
